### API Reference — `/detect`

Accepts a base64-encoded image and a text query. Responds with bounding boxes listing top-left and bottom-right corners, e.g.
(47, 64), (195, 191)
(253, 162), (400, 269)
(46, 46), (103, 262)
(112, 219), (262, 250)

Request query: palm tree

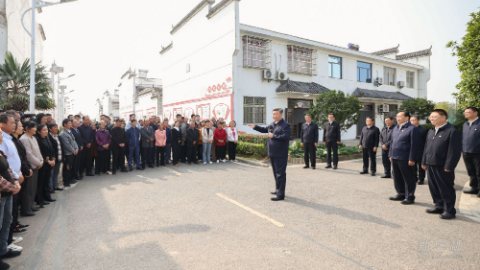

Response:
(0, 52), (55, 112)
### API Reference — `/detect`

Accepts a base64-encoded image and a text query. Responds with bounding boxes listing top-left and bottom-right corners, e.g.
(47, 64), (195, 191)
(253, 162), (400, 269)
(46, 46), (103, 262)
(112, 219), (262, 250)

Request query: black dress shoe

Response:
(359, 171), (368, 174)
(86, 173), (95, 176)
(325, 165), (332, 169)
(136, 167), (143, 170)
(271, 196), (285, 201)
(50, 189), (55, 194)
(371, 172), (376, 176)
(121, 169), (128, 173)
(76, 177), (83, 180)
(426, 208), (443, 214)
(54, 188), (63, 191)
(418, 180), (425, 185)
(43, 201), (50, 205)
(381, 175), (391, 178)
(401, 199), (414, 205)
(0, 260), (10, 270)
(21, 212), (35, 217)
(2, 249), (21, 258)
(270, 191), (277, 195)
(311, 167), (315, 170)
(303, 166), (309, 169)
(333, 166), (337, 170)
(463, 188), (479, 194)
(389, 195), (404, 201)
(46, 199), (56, 202)
(31, 207), (39, 211)
(129, 168), (133, 172)
(440, 212), (456, 219)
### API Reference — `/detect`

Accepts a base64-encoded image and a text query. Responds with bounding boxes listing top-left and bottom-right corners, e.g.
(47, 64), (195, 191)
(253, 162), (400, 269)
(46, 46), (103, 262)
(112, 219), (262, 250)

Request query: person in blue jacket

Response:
(248, 108), (291, 201)
(388, 110), (420, 205)
(126, 119), (141, 171)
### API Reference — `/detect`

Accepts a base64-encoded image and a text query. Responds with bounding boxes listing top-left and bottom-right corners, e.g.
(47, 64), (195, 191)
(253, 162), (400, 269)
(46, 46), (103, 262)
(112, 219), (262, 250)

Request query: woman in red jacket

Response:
(214, 122), (227, 163)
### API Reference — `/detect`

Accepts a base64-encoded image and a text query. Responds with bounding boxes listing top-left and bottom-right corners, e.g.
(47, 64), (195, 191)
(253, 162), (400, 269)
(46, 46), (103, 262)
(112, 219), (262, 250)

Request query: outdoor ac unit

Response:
(374, 77), (383, 87)
(397, 81), (405, 89)
(382, 104), (390, 112)
(276, 71), (286, 81)
(378, 105), (384, 113)
(263, 69), (273, 80)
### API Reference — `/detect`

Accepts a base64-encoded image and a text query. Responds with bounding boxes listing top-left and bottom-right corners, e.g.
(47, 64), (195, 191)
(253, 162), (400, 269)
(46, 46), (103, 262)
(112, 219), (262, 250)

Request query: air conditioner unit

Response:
(276, 71), (286, 81)
(382, 104), (390, 112)
(374, 77), (383, 87)
(397, 81), (405, 89)
(263, 69), (273, 81)
(378, 105), (384, 113)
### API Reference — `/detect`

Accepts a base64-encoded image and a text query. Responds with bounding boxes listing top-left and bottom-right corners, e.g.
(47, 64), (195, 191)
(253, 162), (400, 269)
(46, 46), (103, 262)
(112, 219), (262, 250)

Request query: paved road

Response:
(7, 157), (480, 270)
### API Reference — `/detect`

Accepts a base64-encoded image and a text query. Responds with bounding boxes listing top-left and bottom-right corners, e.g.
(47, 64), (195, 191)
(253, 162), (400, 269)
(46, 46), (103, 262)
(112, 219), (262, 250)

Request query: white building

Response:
(118, 69), (162, 121)
(159, 0), (431, 140)
(100, 89), (119, 120)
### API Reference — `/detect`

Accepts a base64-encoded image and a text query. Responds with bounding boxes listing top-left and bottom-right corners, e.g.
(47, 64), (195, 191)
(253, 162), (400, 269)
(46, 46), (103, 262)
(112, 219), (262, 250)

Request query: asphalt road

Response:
(6, 157), (480, 270)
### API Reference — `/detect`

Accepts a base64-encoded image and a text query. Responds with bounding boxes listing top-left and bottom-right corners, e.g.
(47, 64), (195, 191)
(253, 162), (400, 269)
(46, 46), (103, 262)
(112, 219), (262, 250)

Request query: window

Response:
(244, 96), (266, 125)
(328, 56), (342, 79)
(406, 71), (414, 88)
(112, 102), (119, 110)
(383, 67), (396, 86)
(287, 45), (317, 75)
(243, 36), (271, 69)
(357, 61), (372, 82)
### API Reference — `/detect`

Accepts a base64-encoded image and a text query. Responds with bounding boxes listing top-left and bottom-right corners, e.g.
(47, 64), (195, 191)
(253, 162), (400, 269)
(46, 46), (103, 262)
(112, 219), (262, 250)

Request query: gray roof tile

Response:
(396, 46), (432, 60)
(170, 0), (215, 34)
(276, 79), (330, 95)
(352, 88), (412, 100)
(371, 44), (399, 56)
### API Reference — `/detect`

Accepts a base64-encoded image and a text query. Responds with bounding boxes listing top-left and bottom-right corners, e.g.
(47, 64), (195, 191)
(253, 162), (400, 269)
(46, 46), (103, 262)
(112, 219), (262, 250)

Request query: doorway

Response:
(357, 103), (374, 138)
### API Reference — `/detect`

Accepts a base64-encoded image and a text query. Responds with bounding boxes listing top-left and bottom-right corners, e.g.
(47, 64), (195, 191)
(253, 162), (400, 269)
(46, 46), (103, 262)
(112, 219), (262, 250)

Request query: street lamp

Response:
(56, 74), (75, 122)
(21, 0), (77, 114)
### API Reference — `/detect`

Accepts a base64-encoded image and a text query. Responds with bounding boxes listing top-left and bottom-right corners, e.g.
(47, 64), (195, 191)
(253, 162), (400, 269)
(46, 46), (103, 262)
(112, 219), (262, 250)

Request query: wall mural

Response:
(163, 110), (172, 121)
(196, 104), (210, 119)
(184, 107), (194, 118)
(212, 103), (230, 120)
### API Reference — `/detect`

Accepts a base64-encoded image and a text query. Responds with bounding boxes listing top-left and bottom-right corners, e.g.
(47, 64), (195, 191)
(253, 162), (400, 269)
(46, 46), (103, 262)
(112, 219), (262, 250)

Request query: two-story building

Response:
(159, 0), (431, 140)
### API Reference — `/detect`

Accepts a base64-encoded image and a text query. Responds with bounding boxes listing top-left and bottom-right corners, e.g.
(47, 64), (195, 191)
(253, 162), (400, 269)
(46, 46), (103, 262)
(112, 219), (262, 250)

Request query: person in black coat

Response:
(248, 108), (291, 201)
(35, 124), (55, 206)
(171, 121), (182, 166)
(186, 122), (199, 164)
(300, 114), (318, 169)
(461, 106), (480, 196)
(379, 117), (395, 178)
(359, 117), (380, 176)
(110, 119), (127, 174)
(388, 110), (420, 205)
(410, 116), (428, 184)
(323, 113), (341, 169)
(422, 109), (462, 219)
(70, 120), (84, 180)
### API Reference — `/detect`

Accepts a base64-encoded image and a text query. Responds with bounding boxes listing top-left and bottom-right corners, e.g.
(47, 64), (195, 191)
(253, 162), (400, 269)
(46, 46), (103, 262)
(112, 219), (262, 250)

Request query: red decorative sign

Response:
(212, 103), (230, 120)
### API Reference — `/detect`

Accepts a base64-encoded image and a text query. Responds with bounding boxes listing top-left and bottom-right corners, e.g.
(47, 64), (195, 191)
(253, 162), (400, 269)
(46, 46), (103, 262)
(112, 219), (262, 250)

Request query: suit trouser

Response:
(98, 151), (109, 173)
(8, 194), (19, 245)
(303, 143), (316, 167)
(63, 155), (74, 186)
(463, 152), (480, 189)
(382, 149), (391, 176)
(197, 144), (203, 160)
(141, 147), (154, 168)
(427, 165), (456, 214)
(112, 145), (126, 173)
(72, 152), (81, 179)
(326, 142), (338, 166)
(156, 146), (165, 166)
(211, 143), (216, 162)
(21, 169), (37, 215)
(0, 196), (13, 255)
(414, 151), (426, 181)
(128, 145), (140, 169)
(80, 147), (92, 176)
(362, 147), (376, 173)
(165, 143), (171, 162)
(187, 145), (197, 163)
(50, 161), (61, 189)
(392, 159), (417, 200)
(216, 145), (226, 160)
(37, 165), (52, 203)
(172, 142), (180, 165)
(180, 144), (187, 162)
(228, 142), (237, 160)
(270, 156), (288, 197)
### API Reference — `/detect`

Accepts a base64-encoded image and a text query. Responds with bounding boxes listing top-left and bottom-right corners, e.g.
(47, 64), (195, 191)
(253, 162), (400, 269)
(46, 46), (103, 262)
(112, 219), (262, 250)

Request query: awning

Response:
(352, 88), (412, 101)
(276, 79), (330, 95)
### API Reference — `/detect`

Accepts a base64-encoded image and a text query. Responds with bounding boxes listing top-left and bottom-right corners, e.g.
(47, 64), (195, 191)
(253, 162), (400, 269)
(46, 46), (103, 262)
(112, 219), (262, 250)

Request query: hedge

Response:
(236, 141), (268, 157)
(288, 141), (361, 159)
(238, 133), (268, 146)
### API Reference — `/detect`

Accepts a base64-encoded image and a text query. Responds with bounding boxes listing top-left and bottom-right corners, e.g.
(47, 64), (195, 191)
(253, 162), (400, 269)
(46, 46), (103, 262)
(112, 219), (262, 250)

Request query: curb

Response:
(459, 181), (480, 223)
(236, 157), (269, 167)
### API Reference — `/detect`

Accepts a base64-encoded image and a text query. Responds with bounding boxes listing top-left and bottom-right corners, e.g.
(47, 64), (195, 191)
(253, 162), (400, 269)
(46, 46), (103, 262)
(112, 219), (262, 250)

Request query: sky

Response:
(38, 0), (479, 117)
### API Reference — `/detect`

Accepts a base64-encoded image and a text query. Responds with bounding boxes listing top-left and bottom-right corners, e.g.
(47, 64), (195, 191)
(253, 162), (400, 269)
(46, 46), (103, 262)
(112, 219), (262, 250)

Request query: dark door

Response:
(285, 108), (295, 140)
(357, 110), (374, 137)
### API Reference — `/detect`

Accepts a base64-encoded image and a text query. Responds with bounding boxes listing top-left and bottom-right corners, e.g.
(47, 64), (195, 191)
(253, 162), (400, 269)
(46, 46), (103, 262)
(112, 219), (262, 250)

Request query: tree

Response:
(398, 98), (435, 120)
(307, 90), (363, 132)
(447, 9), (480, 109)
(0, 52), (55, 112)
(435, 101), (455, 111)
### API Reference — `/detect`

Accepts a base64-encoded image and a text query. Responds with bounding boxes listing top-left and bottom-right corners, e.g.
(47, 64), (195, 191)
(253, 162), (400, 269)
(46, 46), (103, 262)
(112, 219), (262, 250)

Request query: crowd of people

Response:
(0, 111), (239, 269)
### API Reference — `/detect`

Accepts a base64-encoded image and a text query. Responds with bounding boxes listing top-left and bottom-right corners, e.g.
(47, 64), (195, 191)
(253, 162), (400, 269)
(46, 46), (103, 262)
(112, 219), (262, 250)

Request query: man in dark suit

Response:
(300, 114), (318, 169)
(422, 109), (462, 219)
(388, 110), (420, 205)
(186, 122), (200, 164)
(462, 106), (480, 197)
(359, 117), (379, 176)
(410, 115), (428, 184)
(70, 119), (84, 180)
(380, 116), (395, 178)
(78, 116), (94, 176)
(323, 113), (341, 169)
(110, 119), (128, 174)
(248, 108), (291, 201)
(140, 119), (155, 169)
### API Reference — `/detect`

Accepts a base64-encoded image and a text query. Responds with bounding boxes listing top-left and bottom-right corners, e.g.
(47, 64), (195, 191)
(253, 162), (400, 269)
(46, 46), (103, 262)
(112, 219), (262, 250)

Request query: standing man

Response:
(126, 120), (141, 171)
(462, 106), (480, 196)
(300, 114), (318, 169)
(59, 119), (78, 188)
(125, 114), (140, 129)
(410, 116), (428, 184)
(163, 119), (172, 164)
(248, 108), (291, 201)
(388, 110), (420, 205)
(379, 116), (395, 178)
(78, 116), (94, 177)
(110, 119), (128, 174)
(186, 122), (199, 164)
(70, 120), (84, 180)
(323, 113), (341, 169)
(140, 119), (155, 169)
(422, 109), (462, 219)
(180, 116), (188, 163)
(359, 117), (380, 176)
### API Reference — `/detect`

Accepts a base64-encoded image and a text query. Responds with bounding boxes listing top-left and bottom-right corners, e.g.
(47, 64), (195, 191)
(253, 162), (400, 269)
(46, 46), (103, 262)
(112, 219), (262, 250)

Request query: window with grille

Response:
(243, 96), (266, 125)
(287, 45), (317, 75)
(357, 61), (372, 82)
(328, 55), (342, 79)
(406, 71), (414, 88)
(383, 67), (396, 86)
(112, 102), (119, 110)
(243, 36), (271, 69)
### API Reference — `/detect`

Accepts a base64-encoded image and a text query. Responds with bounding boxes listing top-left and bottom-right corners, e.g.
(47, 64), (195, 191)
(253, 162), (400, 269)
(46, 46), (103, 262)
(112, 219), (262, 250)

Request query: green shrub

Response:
(421, 123), (434, 130)
(236, 141), (268, 157)
(289, 141), (361, 159)
(238, 133), (268, 146)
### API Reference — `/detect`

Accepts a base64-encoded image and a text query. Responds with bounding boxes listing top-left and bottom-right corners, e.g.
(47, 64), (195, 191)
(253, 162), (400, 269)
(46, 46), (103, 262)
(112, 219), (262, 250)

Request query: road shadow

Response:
(287, 196), (402, 229)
